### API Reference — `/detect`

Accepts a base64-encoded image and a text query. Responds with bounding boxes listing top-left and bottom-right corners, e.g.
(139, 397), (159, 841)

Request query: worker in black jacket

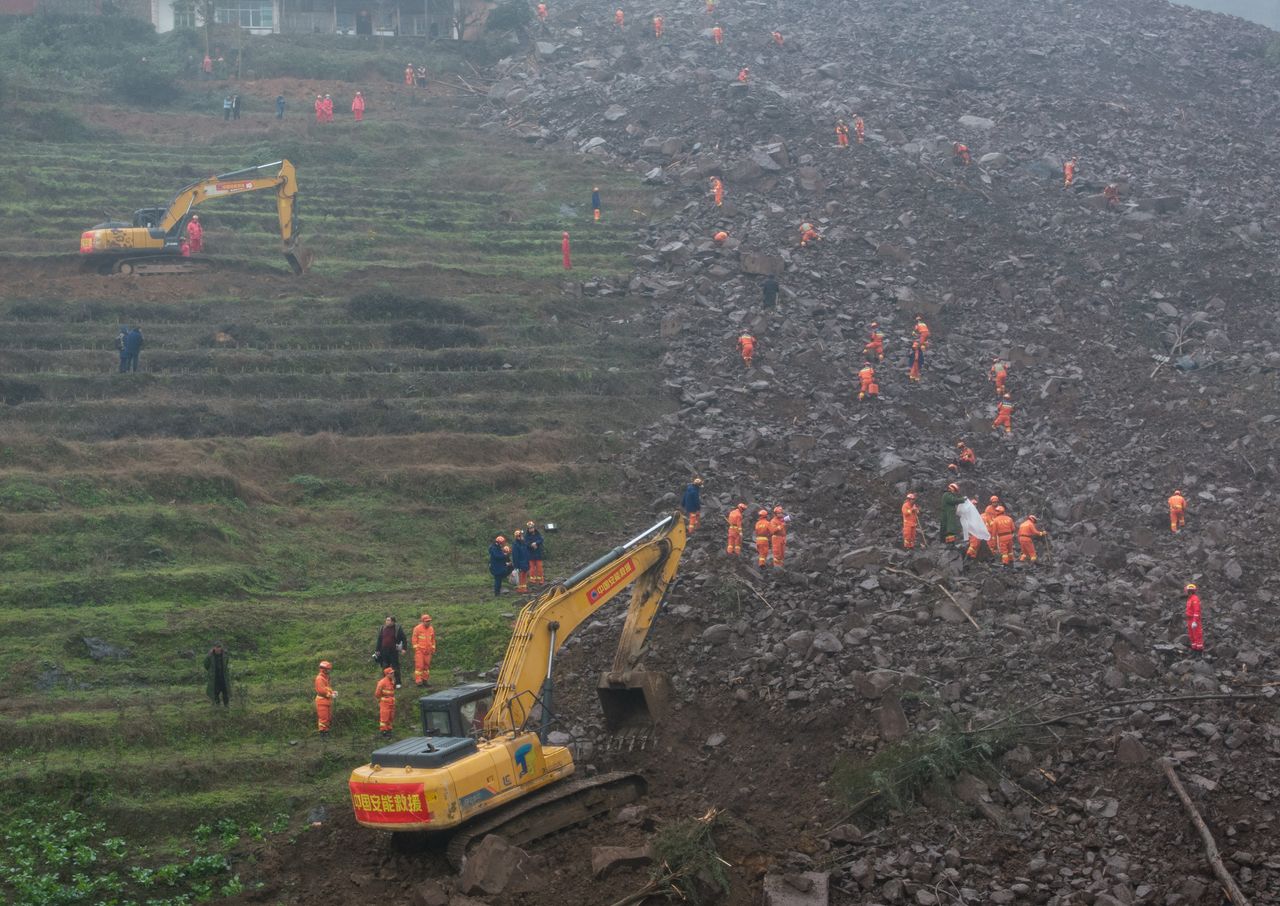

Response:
(373, 616), (407, 688)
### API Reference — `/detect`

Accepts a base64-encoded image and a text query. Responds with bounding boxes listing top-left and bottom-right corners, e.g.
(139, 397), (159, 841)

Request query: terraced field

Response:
(0, 86), (666, 850)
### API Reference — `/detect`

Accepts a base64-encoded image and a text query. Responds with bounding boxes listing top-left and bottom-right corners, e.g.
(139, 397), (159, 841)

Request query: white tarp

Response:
(958, 498), (990, 541)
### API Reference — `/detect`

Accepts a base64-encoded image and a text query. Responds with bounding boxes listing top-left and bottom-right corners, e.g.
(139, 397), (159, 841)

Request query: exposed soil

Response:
(222, 0), (1280, 904)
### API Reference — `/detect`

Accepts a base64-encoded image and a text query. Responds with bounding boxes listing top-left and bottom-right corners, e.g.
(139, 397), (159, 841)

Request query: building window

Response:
(173, 8), (196, 26)
(215, 1), (273, 27)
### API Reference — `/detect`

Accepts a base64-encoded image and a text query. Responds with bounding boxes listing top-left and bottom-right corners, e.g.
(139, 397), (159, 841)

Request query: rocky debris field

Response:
(248, 1), (1280, 904)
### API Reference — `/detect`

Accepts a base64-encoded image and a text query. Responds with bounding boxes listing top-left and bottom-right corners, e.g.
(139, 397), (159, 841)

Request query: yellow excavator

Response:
(79, 159), (310, 276)
(349, 513), (687, 866)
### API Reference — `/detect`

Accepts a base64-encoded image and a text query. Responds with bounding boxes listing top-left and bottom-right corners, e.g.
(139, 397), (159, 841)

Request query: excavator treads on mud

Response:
(443, 771), (646, 871)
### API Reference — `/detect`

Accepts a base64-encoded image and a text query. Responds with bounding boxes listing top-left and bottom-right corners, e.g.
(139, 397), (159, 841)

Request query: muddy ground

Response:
(224, 0), (1280, 903)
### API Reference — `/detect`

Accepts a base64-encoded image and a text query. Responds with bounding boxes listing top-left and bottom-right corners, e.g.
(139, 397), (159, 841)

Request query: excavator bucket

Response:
(284, 243), (313, 275)
(597, 669), (672, 731)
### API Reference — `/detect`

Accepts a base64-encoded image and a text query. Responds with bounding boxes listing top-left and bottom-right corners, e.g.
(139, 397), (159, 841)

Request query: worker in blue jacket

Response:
(681, 477), (704, 532)
(524, 521), (545, 585)
(488, 535), (512, 596)
(510, 530), (531, 593)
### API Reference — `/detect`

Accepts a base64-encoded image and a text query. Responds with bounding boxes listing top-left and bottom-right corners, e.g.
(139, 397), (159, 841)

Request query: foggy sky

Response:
(1178, 0), (1280, 29)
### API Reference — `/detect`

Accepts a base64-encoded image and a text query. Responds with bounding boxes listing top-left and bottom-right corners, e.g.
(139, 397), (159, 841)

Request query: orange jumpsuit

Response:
(738, 335), (755, 366)
(754, 517), (772, 567)
(375, 674), (396, 732)
(314, 671), (335, 732)
(957, 445), (976, 466)
(799, 224), (818, 245)
(953, 143), (970, 165)
(982, 504), (1000, 554)
(615, 8), (624, 27)
(1103, 184), (1120, 207)
(737, 68), (749, 82)
(771, 31), (784, 46)
(965, 505), (984, 558)
(1064, 159), (1076, 188)
(901, 500), (919, 549)
(653, 15), (663, 37)
(711, 26), (722, 44)
(991, 514), (1016, 564)
(726, 509), (743, 555)
(908, 342), (923, 382)
(1017, 519), (1045, 562)
(858, 365), (877, 401)
(711, 177), (723, 206)
(1186, 592), (1203, 651)
(993, 400), (1014, 433)
(769, 514), (787, 567)
(835, 123), (849, 147)
(405, 65), (415, 86)
(913, 320), (930, 350)
(990, 363), (1007, 396)
(864, 330), (884, 361)
(536, 2), (547, 20)
(411, 622), (435, 685)
(1168, 493), (1186, 532)
(854, 117), (864, 143)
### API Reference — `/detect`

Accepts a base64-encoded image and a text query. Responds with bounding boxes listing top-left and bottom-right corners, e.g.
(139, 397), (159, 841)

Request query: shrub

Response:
(346, 291), (479, 323)
(109, 64), (181, 107)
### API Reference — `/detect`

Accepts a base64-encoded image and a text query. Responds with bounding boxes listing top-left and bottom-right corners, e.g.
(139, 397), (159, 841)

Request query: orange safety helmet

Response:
(757, 509), (768, 517)
(989, 496), (1000, 503)
(319, 660), (332, 670)
(1173, 488), (1183, 495)
(947, 483), (959, 492)
(870, 321), (878, 328)
(995, 505), (1006, 514)
(772, 505), (784, 514)
(420, 613), (431, 623)
(906, 492), (916, 500)
(526, 520), (536, 529)
(383, 666), (395, 676)
(694, 477), (704, 486)
(736, 502), (748, 510)
(1185, 583), (1197, 592)
(495, 535), (506, 543)
(714, 231), (729, 242)
(1026, 515), (1037, 523)
(514, 529), (524, 537)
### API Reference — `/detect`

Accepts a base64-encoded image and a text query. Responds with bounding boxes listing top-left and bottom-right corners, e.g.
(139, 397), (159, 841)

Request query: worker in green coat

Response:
(204, 642), (231, 707)
(940, 483), (965, 544)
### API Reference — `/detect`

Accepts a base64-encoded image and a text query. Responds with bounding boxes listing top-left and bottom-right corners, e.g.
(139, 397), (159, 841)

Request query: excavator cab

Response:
(132, 207), (166, 229)
(419, 682), (496, 739)
(597, 668), (672, 731)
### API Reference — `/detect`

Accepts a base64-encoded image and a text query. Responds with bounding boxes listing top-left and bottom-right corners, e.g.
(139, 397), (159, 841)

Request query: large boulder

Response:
(458, 835), (542, 896)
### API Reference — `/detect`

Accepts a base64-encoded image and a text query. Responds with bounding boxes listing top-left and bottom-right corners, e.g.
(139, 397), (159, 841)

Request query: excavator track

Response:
(443, 771), (646, 870)
(83, 256), (212, 276)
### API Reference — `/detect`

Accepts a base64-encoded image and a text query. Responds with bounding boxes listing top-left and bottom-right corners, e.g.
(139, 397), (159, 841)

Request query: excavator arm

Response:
(160, 160), (308, 274)
(484, 513), (687, 738)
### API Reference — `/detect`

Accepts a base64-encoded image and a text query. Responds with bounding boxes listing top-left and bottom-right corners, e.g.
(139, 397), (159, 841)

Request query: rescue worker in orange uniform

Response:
(771, 30), (784, 46)
(1017, 515), (1046, 562)
(561, 231), (571, 269)
(726, 502), (747, 555)
(375, 666), (396, 738)
(908, 340), (924, 382)
(753, 509), (772, 567)
(1064, 157), (1077, 188)
(991, 506), (1016, 565)
(913, 316), (930, 350)
(982, 496), (1001, 555)
(990, 359), (1008, 396)
(411, 614), (435, 687)
(615, 8), (624, 27)
(799, 222), (819, 246)
(186, 215), (204, 253)
(712, 24), (723, 45)
(854, 116), (865, 144)
(901, 493), (920, 549)
(351, 91), (365, 123)
(713, 230), (729, 244)
(835, 119), (850, 148)
(710, 176), (724, 206)
(536, 2), (547, 21)
(405, 63), (415, 86)
(652, 14), (663, 38)
(1185, 584), (1203, 654)
(1169, 489), (1187, 533)
(993, 395), (1014, 434)
(858, 361), (878, 401)
(769, 505), (788, 568)
(953, 142), (971, 165)
(314, 660), (336, 734)
(956, 440), (976, 466)
(737, 67), (749, 82)
(864, 322), (885, 361)
(1103, 183), (1120, 207)
(737, 333), (755, 366)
